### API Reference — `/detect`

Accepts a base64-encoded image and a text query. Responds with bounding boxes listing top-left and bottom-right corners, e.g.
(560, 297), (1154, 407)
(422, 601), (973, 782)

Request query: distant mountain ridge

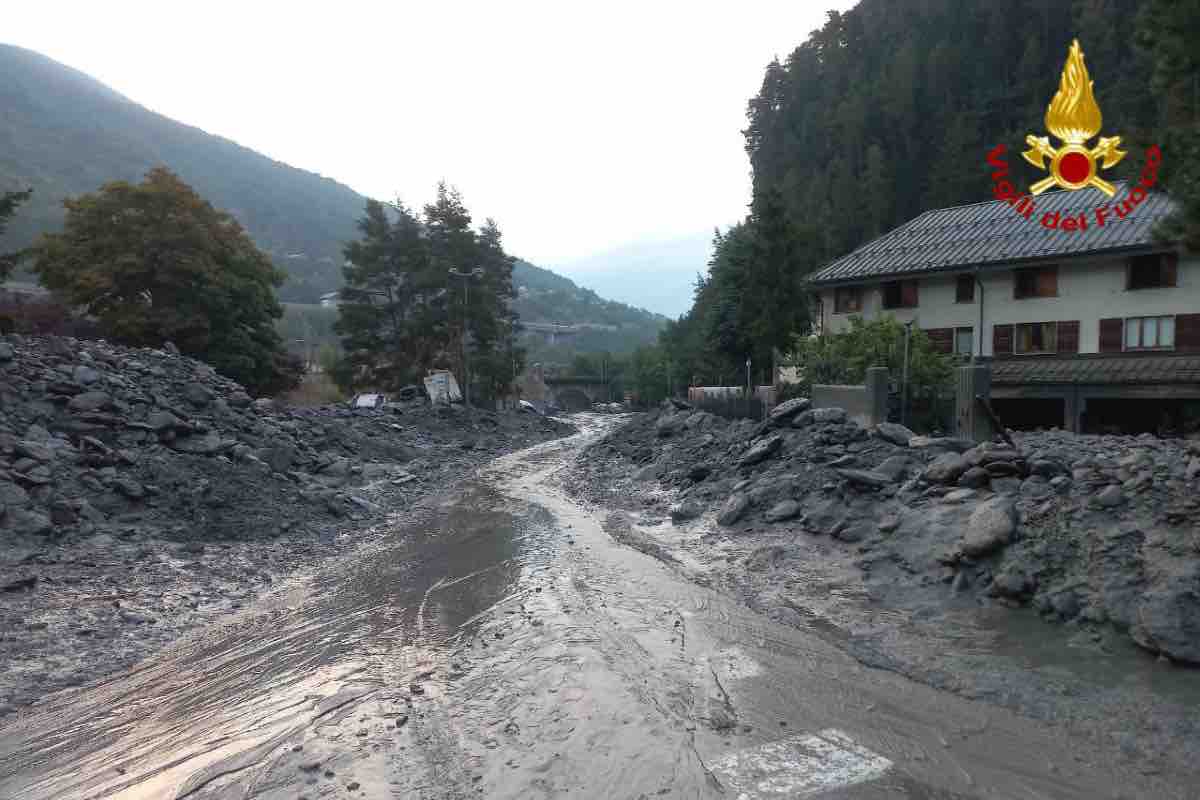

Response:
(0, 43), (365, 302)
(0, 42), (665, 353)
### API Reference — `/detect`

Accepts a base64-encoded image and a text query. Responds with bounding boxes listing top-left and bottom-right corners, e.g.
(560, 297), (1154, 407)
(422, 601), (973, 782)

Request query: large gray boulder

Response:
(961, 496), (1017, 557)
(5, 509), (52, 536)
(925, 452), (969, 484)
(875, 422), (916, 447)
(874, 455), (910, 483)
(183, 382), (215, 408)
(67, 391), (112, 413)
(72, 365), (101, 385)
(836, 468), (892, 489)
(170, 433), (228, 455)
(738, 434), (783, 467)
(957, 466), (991, 489)
(909, 436), (974, 453)
(812, 407), (847, 424)
(1131, 570), (1200, 663)
(768, 397), (811, 424)
(763, 499), (802, 522)
(1096, 485), (1125, 508)
(0, 342), (14, 361)
(717, 492), (750, 526)
(0, 481), (31, 509)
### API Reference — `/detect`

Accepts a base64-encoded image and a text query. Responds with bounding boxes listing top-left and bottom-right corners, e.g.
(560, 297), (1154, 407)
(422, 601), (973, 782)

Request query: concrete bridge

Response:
(544, 376), (610, 411)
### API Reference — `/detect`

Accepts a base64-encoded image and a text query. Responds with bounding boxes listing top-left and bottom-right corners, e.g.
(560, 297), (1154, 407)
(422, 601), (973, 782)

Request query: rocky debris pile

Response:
(0, 334), (570, 545)
(0, 334), (573, 716)
(568, 398), (1200, 664)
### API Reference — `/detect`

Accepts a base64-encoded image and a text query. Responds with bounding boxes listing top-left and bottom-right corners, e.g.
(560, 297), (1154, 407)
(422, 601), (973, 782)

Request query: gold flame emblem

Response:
(1022, 39), (1125, 196)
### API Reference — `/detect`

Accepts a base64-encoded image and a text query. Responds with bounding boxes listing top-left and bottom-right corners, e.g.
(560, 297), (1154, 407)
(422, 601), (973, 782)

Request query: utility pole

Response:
(902, 320), (913, 427)
(746, 356), (752, 419)
(448, 267), (484, 407)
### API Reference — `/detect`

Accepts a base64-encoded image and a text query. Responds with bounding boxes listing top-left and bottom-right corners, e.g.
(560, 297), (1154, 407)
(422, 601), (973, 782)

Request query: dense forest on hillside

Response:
(658, 0), (1199, 390)
(745, 0), (1158, 256)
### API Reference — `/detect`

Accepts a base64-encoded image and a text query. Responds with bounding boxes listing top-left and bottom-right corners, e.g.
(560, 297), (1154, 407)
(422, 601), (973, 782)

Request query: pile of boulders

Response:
(0, 333), (573, 716)
(0, 334), (571, 548)
(570, 398), (1200, 663)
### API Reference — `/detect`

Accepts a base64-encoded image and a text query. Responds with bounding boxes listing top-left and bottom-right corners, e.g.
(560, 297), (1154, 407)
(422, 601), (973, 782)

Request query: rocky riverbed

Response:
(0, 334), (573, 719)
(562, 400), (1200, 770)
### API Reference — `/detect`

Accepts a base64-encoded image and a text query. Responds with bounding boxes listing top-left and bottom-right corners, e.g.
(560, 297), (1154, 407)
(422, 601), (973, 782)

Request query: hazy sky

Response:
(6, 0), (853, 278)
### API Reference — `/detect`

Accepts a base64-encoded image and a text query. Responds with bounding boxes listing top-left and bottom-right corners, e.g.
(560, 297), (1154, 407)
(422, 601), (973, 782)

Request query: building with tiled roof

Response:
(808, 184), (1200, 434)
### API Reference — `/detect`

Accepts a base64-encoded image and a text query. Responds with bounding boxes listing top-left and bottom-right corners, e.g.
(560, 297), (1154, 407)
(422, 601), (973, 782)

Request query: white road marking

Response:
(709, 728), (892, 798)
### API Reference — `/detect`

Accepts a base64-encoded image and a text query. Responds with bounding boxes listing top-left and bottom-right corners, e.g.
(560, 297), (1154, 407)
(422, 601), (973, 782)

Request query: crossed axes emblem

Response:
(1022, 135), (1126, 197)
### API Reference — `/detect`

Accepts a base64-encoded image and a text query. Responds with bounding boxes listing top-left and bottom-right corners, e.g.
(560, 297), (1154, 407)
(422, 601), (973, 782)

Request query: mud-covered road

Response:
(0, 417), (1188, 798)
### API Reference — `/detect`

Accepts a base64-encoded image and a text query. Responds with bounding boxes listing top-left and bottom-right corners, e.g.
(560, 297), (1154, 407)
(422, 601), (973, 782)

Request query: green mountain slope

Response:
(0, 43), (365, 302)
(0, 42), (665, 357)
(512, 260), (667, 359)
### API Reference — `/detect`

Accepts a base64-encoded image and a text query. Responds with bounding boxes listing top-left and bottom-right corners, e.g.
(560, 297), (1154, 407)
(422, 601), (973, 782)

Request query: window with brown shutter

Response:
(1127, 253), (1178, 290)
(1014, 266), (1058, 299)
(1099, 318), (1123, 352)
(993, 324), (1013, 356)
(925, 327), (953, 354)
(1058, 320), (1080, 353)
(1177, 314), (1200, 352)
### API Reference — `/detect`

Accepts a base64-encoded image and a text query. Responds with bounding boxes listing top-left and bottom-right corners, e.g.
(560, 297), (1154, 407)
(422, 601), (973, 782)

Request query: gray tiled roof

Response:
(809, 182), (1176, 286)
(992, 354), (1200, 386)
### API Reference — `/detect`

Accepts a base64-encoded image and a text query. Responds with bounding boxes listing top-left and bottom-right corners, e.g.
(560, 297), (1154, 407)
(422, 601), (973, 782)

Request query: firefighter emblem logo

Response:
(1022, 39), (1125, 197)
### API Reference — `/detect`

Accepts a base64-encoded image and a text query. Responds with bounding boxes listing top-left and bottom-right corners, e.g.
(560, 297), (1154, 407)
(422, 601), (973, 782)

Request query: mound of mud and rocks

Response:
(566, 399), (1200, 665)
(0, 334), (572, 717)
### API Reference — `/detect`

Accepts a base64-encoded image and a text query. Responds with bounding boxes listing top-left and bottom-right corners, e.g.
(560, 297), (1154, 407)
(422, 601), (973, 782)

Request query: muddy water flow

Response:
(0, 417), (1188, 798)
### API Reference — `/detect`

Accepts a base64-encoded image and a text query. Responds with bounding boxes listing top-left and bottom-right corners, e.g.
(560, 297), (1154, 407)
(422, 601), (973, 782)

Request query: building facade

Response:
(808, 184), (1200, 434)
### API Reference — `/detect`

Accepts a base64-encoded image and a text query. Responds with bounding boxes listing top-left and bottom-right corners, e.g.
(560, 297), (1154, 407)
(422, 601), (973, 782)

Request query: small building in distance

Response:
(807, 183), (1200, 435)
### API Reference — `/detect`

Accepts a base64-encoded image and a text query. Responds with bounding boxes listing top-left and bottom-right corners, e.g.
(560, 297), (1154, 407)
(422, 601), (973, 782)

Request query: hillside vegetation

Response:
(0, 41), (670, 356)
(0, 44), (363, 303)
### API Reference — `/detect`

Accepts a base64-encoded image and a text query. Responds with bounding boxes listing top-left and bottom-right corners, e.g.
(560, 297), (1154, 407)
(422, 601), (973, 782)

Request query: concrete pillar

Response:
(955, 364), (995, 443)
(865, 366), (889, 427)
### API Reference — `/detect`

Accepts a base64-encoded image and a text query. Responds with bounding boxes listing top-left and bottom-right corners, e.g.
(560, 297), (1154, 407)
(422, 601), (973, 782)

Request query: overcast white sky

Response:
(6, 0), (853, 275)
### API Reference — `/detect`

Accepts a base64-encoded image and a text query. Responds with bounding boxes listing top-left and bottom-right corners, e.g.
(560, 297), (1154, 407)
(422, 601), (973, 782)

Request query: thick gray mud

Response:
(0, 417), (1191, 798)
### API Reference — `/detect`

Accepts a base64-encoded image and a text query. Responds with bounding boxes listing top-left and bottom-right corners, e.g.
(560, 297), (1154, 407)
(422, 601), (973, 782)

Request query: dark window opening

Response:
(990, 398), (1064, 431)
(834, 287), (862, 314)
(1127, 253), (1178, 290)
(1082, 399), (1195, 436)
(881, 279), (918, 309)
(1014, 266), (1058, 299)
(955, 275), (975, 303)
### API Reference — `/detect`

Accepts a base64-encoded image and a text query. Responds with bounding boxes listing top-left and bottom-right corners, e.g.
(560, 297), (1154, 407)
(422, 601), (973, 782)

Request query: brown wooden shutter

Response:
(993, 324), (1013, 356)
(1058, 320), (1079, 353)
(1177, 314), (1200, 352)
(902, 280), (919, 307)
(1099, 318), (1124, 352)
(1037, 267), (1059, 297)
(1163, 253), (1179, 287)
(925, 327), (953, 354)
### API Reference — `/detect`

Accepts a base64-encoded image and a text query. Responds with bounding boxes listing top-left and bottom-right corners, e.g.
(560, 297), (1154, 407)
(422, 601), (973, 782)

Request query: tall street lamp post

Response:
(448, 267), (484, 407)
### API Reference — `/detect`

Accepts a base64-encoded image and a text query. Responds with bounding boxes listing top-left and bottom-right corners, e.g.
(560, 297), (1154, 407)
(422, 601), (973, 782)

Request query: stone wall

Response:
(812, 367), (888, 427)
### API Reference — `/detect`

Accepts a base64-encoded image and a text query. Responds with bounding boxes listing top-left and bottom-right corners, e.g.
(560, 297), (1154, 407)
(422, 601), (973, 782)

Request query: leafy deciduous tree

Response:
(0, 188), (33, 281)
(32, 168), (299, 395)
